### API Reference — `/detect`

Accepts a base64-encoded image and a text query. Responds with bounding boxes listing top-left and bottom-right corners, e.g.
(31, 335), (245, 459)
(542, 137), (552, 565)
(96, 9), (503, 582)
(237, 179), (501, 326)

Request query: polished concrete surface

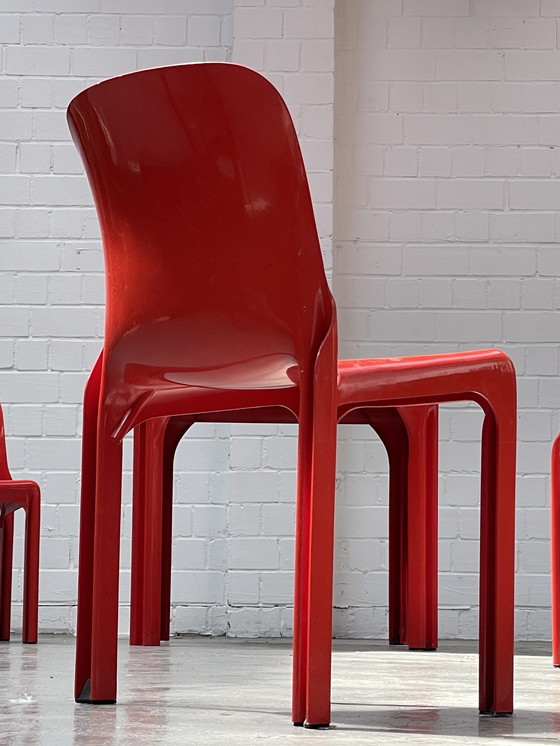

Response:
(0, 636), (559, 745)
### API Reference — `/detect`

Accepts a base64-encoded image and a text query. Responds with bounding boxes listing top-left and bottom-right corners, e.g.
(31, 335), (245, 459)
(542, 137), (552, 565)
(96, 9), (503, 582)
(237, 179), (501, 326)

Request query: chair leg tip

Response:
(75, 679), (116, 705)
(304, 723), (331, 730)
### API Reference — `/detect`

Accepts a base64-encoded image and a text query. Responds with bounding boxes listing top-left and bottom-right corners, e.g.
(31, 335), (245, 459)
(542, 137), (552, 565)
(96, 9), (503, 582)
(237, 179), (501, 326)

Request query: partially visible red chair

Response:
(129, 405), (439, 652)
(551, 434), (560, 666)
(68, 62), (516, 726)
(0, 404), (40, 643)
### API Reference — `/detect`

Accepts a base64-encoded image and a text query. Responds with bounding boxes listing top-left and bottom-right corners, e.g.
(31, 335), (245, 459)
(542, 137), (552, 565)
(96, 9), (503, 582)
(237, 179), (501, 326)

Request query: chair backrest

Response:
(67, 63), (334, 396)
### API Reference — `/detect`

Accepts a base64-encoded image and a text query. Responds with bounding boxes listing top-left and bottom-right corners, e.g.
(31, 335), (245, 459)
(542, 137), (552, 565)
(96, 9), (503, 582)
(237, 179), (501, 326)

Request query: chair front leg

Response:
(292, 404), (313, 726)
(76, 425), (123, 704)
(0, 511), (14, 641)
(75, 357), (102, 701)
(478, 398), (516, 715)
(22, 485), (40, 643)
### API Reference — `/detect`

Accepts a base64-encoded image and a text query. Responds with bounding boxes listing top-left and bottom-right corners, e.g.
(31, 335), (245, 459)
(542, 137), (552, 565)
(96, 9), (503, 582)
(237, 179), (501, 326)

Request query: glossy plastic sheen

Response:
(68, 63), (516, 726)
(0, 403), (41, 644)
(552, 434), (560, 666)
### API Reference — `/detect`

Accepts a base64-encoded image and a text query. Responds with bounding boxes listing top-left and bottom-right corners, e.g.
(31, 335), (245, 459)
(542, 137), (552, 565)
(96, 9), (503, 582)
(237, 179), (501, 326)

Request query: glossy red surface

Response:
(0, 403), (40, 644)
(68, 62), (516, 725)
(552, 434), (560, 666)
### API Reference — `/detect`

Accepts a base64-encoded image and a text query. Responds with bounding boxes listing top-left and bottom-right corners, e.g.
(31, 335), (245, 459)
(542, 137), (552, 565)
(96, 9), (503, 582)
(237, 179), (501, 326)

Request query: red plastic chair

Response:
(0, 404), (41, 643)
(129, 405), (438, 653)
(552, 434), (560, 666)
(67, 62), (516, 725)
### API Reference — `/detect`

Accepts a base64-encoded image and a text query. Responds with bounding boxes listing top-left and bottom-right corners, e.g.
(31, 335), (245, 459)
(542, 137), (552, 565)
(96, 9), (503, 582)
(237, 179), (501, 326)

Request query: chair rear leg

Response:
(130, 419), (167, 646)
(22, 487), (40, 643)
(399, 405), (439, 651)
(365, 409), (409, 646)
(0, 512), (14, 641)
(552, 433), (560, 667)
(160, 418), (194, 642)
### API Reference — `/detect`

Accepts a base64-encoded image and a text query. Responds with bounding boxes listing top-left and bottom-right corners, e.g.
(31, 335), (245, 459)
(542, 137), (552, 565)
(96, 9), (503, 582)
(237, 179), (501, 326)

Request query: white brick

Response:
(86, 14), (120, 46)
(301, 39), (332, 72)
(32, 111), (69, 141)
(403, 0), (468, 15)
(0, 79), (18, 108)
(493, 83), (560, 114)
(33, 176), (93, 206)
(19, 78), (53, 108)
(0, 208), (15, 237)
(510, 180), (560, 210)
(43, 405), (78, 436)
(49, 341), (83, 371)
(0, 144), (17, 173)
(457, 83), (492, 112)
(368, 50), (436, 81)
(472, 116), (538, 146)
(0, 13), (20, 42)
(188, 14), (222, 46)
(422, 18), (454, 48)
(472, 0), (539, 16)
(485, 147), (520, 176)
(405, 115), (471, 145)
(172, 571), (224, 604)
(22, 13), (54, 44)
(390, 82), (422, 112)
(387, 17), (421, 49)
(15, 209), (50, 239)
(452, 148), (484, 177)
(438, 51), (503, 80)
(9, 405), (43, 436)
(19, 143), (51, 174)
(229, 537), (278, 570)
(284, 8), (333, 39)
(505, 311), (559, 342)
(418, 147), (451, 176)
(489, 18), (524, 48)
(0, 373), (58, 403)
(0, 111), (32, 141)
(6, 46), (70, 75)
(120, 15), (154, 45)
(524, 19), (556, 48)
(236, 7), (283, 39)
(384, 147), (417, 176)
(31, 307), (97, 337)
(437, 180), (504, 210)
(506, 50), (560, 80)
(72, 47), (136, 75)
(54, 14), (87, 44)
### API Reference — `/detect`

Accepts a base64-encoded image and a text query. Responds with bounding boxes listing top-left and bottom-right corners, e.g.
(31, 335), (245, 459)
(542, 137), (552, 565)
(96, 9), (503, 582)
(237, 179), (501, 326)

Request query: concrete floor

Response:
(0, 636), (559, 745)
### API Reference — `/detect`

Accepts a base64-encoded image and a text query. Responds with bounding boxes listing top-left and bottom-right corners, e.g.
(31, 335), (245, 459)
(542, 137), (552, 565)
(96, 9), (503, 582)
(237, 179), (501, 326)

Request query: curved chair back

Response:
(67, 64), (334, 413)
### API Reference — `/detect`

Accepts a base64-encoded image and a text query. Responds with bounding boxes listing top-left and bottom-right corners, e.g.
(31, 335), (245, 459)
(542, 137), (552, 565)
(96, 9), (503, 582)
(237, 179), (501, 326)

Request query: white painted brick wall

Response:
(3, 0), (558, 642)
(334, 0), (560, 641)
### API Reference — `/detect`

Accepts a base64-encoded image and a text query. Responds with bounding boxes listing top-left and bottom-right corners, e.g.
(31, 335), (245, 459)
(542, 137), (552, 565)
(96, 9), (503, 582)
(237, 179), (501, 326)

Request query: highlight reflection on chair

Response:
(68, 62), (516, 727)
